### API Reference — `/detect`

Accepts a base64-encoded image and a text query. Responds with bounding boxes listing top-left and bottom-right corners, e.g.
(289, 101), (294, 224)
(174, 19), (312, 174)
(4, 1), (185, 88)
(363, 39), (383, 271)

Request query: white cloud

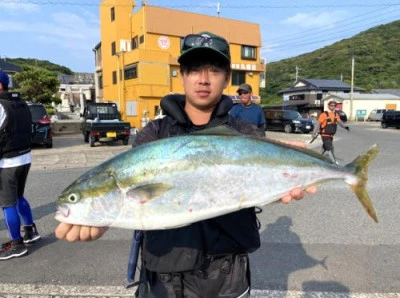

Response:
(0, 2), (39, 13)
(282, 11), (348, 29)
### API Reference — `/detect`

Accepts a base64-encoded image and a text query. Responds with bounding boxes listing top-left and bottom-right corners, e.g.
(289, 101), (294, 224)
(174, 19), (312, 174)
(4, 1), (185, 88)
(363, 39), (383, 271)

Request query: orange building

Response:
(96, 0), (266, 128)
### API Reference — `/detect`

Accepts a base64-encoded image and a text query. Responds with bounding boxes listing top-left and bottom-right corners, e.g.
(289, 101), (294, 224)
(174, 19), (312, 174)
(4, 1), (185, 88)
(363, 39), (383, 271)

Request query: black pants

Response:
(0, 164), (31, 207)
(321, 135), (334, 152)
(136, 254), (250, 298)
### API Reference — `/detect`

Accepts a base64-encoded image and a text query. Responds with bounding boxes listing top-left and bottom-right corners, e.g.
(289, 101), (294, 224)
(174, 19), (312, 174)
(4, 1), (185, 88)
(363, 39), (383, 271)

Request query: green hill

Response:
(263, 20), (400, 103)
(5, 58), (73, 75)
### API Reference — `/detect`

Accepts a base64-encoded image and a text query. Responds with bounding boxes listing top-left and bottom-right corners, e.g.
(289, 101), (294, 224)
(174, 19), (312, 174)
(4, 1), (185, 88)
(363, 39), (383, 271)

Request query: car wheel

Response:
(381, 123), (387, 129)
(284, 124), (293, 133)
(45, 140), (53, 148)
(89, 136), (96, 147)
(123, 137), (129, 145)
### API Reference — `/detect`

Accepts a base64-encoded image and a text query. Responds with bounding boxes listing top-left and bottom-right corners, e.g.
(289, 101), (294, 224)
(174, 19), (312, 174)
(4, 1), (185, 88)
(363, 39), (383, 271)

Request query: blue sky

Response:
(0, 0), (399, 72)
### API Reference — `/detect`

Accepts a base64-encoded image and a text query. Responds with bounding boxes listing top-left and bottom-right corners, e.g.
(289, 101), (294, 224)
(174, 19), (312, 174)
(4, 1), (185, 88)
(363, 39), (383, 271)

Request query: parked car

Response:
(335, 110), (347, 122)
(381, 110), (400, 129)
(367, 109), (392, 121)
(263, 109), (314, 133)
(27, 102), (53, 148)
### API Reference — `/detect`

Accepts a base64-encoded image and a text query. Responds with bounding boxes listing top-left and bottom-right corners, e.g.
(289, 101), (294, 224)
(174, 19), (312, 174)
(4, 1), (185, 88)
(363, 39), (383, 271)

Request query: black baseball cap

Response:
(237, 83), (252, 93)
(178, 32), (231, 65)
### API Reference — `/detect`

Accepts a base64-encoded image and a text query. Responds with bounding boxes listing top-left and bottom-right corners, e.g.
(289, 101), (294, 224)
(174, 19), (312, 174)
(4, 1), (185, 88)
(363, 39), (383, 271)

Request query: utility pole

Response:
(295, 66), (299, 81)
(350, 56), (355, 121)
(217, 2), (220, 17)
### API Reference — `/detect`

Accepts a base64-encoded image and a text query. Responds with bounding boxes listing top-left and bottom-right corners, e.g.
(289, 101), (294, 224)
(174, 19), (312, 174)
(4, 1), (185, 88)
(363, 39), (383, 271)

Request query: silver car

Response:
(367, 109), (393, 121)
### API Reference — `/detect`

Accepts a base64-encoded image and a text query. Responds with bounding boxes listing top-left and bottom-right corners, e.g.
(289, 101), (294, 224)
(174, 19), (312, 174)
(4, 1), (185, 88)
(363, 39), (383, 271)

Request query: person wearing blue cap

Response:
(55, 32), (316, 297)
(0, 69), (41, 260)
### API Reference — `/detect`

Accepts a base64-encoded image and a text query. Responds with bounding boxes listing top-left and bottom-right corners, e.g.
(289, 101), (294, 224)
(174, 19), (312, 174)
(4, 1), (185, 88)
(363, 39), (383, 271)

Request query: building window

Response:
(110, 7), (115, 21)
(124, 64), (138, 80)
(112, 71), (117, 84)
(317, 93), (323, 100)
(127, 101), (138, 116)
(98, 75), (103, 89)
(241, 45), (256, 60)
(289, 94), (305, 100)
(231, 71), (246, 86)
(139, 35), (144, 44)
(131, 36), (138, 49)
(111, 41), (116, 56)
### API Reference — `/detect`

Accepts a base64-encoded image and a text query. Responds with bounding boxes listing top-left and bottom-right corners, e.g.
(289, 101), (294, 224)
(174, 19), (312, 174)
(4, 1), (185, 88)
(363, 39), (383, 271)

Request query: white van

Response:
(367, 109), (392, 121)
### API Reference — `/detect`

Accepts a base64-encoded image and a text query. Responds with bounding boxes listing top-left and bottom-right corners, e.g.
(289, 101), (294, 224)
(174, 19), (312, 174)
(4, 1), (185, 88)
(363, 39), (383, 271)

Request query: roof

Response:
(144, 5), (262, 46)
(57, 73), (95, 84)
(371, 89), (400, 97)
(0, 60), (22, 73)
(278, 78), (364, 94)
(325, 93), (400, 100)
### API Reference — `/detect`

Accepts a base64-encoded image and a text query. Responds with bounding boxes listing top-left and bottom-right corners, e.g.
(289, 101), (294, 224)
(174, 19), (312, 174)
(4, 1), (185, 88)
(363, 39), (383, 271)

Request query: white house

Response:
(324, 93), (400, 120)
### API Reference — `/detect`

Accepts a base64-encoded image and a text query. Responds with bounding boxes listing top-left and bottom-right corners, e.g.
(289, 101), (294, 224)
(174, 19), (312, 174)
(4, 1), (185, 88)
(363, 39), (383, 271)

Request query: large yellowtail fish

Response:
(55, 127), (378, 230)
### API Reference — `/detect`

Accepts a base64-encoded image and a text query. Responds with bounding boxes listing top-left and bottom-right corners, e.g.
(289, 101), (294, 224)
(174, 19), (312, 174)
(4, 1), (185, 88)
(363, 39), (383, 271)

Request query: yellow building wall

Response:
(99, 1), (265, 128)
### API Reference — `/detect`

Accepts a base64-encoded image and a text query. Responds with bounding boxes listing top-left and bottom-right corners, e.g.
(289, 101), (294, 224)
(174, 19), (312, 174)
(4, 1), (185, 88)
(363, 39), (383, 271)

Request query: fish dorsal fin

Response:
(128, 183), (172, 203)
(191, 125), (242, 136)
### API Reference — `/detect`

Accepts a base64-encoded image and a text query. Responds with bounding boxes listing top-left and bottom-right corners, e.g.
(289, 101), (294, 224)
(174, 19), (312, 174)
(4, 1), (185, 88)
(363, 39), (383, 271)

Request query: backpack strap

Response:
(325, 111), (337, 123)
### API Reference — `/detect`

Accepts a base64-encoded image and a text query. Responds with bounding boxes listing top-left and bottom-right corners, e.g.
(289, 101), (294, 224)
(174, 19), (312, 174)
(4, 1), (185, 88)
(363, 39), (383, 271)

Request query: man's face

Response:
(238, 90), (252, 106)
(328, 103), (337, 111)
(181, 64), (229, 110)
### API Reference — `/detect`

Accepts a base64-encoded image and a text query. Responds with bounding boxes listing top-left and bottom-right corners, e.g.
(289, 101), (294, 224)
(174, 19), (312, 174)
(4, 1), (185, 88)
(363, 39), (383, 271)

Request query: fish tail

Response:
(346, 144), (379, 223)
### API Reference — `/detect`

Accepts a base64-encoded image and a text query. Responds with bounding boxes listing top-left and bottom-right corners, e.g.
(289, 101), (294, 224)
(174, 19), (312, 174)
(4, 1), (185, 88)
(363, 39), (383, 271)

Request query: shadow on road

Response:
(251, 216), (350, 295)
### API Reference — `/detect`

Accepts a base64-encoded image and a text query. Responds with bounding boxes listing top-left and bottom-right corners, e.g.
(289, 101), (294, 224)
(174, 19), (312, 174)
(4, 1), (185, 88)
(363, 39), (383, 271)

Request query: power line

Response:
(1, 0), (400, 8)
(266, 6), (398, 44)
(268, 15), (399, 50)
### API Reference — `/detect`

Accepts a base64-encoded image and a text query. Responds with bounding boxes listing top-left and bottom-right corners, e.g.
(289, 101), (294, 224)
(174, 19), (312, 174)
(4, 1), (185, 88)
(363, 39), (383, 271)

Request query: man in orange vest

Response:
(312, 100), (349, 164)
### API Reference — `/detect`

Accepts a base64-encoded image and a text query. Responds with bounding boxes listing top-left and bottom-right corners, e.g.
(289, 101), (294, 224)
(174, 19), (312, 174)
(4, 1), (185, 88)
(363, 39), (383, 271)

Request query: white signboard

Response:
(158, 36), (170, 50)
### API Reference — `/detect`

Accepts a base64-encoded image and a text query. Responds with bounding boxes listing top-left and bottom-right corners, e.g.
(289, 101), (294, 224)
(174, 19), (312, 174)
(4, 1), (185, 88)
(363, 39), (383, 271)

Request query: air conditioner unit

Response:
(120, 39), (127, 52)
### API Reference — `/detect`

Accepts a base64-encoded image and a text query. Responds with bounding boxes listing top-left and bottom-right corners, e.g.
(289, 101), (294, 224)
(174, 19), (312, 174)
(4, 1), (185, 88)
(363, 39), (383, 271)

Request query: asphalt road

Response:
(0, 122), (399, 298)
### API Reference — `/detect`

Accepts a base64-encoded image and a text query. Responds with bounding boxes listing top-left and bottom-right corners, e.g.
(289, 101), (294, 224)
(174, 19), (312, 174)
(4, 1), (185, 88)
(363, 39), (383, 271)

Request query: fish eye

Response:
(68, 193), (80, 203)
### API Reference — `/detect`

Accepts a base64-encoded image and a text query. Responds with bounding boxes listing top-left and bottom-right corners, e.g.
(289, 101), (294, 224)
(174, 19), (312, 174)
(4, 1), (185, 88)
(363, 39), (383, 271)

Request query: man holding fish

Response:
(55, 31), (379, 298)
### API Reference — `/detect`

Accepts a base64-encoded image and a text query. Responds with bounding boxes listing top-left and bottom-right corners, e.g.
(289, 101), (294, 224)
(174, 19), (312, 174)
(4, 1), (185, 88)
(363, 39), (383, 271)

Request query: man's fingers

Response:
(55, 223), (73, 240)
(65, 225), (83, 242)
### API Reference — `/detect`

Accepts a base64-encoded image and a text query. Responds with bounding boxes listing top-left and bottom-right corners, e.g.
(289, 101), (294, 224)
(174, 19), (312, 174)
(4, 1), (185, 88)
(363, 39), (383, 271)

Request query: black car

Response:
(264, 109), (314, 133)
(28, 103), (53, 148)
(381, 110), (400, 129)
(335, 110), (347, 122)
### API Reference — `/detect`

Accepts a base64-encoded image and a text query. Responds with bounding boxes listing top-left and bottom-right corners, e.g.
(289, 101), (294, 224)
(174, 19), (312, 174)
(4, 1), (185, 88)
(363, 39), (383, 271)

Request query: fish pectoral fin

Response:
(129, 183), (173, 202)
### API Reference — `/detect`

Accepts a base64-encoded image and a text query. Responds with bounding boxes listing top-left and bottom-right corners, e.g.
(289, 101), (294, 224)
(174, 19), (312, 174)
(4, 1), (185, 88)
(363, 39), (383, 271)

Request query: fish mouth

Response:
(56, 205), (70, 218)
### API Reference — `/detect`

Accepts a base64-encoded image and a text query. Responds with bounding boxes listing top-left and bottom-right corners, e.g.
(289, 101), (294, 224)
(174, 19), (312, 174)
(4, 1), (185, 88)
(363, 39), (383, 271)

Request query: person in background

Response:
(312, 100), (350, 164)
(0, 69), (41, 260)
(230, 83), (266, 130)
(55, 32), (316, 297)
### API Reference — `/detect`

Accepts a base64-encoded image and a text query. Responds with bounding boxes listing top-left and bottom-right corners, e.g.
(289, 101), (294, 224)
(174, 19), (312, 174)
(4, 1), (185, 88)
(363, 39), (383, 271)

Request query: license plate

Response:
(306, 125), (311, 129)
(107, 132), (117, 138)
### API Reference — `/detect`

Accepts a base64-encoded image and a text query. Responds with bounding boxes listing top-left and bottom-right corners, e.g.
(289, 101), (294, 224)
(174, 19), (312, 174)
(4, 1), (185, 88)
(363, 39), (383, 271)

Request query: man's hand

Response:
(55, 223), (108, 242)
(281, 186), (317, 203)
(280, 140), (318, 202)
(345, 126), (350, 132)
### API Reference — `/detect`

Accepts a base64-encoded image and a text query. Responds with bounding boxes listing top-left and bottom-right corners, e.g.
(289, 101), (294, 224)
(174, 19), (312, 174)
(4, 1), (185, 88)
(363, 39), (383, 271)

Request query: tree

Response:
(13, 67), (59, 104)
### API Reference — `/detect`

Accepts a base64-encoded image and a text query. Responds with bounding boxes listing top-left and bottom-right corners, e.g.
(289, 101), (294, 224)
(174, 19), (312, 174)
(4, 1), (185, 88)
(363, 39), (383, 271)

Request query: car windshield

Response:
(29, 105), (47, 122)
(283, 110), (302, 120)
(88, 105), (118, 115)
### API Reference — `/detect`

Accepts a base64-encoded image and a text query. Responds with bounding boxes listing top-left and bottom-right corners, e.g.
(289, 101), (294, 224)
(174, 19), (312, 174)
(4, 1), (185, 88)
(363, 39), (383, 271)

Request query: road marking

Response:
(0, 284), (398, 298)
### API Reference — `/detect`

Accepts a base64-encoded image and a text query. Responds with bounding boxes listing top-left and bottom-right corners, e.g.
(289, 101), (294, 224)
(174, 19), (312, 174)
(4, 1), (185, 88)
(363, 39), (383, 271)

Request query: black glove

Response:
(345, 126), (350, 132)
